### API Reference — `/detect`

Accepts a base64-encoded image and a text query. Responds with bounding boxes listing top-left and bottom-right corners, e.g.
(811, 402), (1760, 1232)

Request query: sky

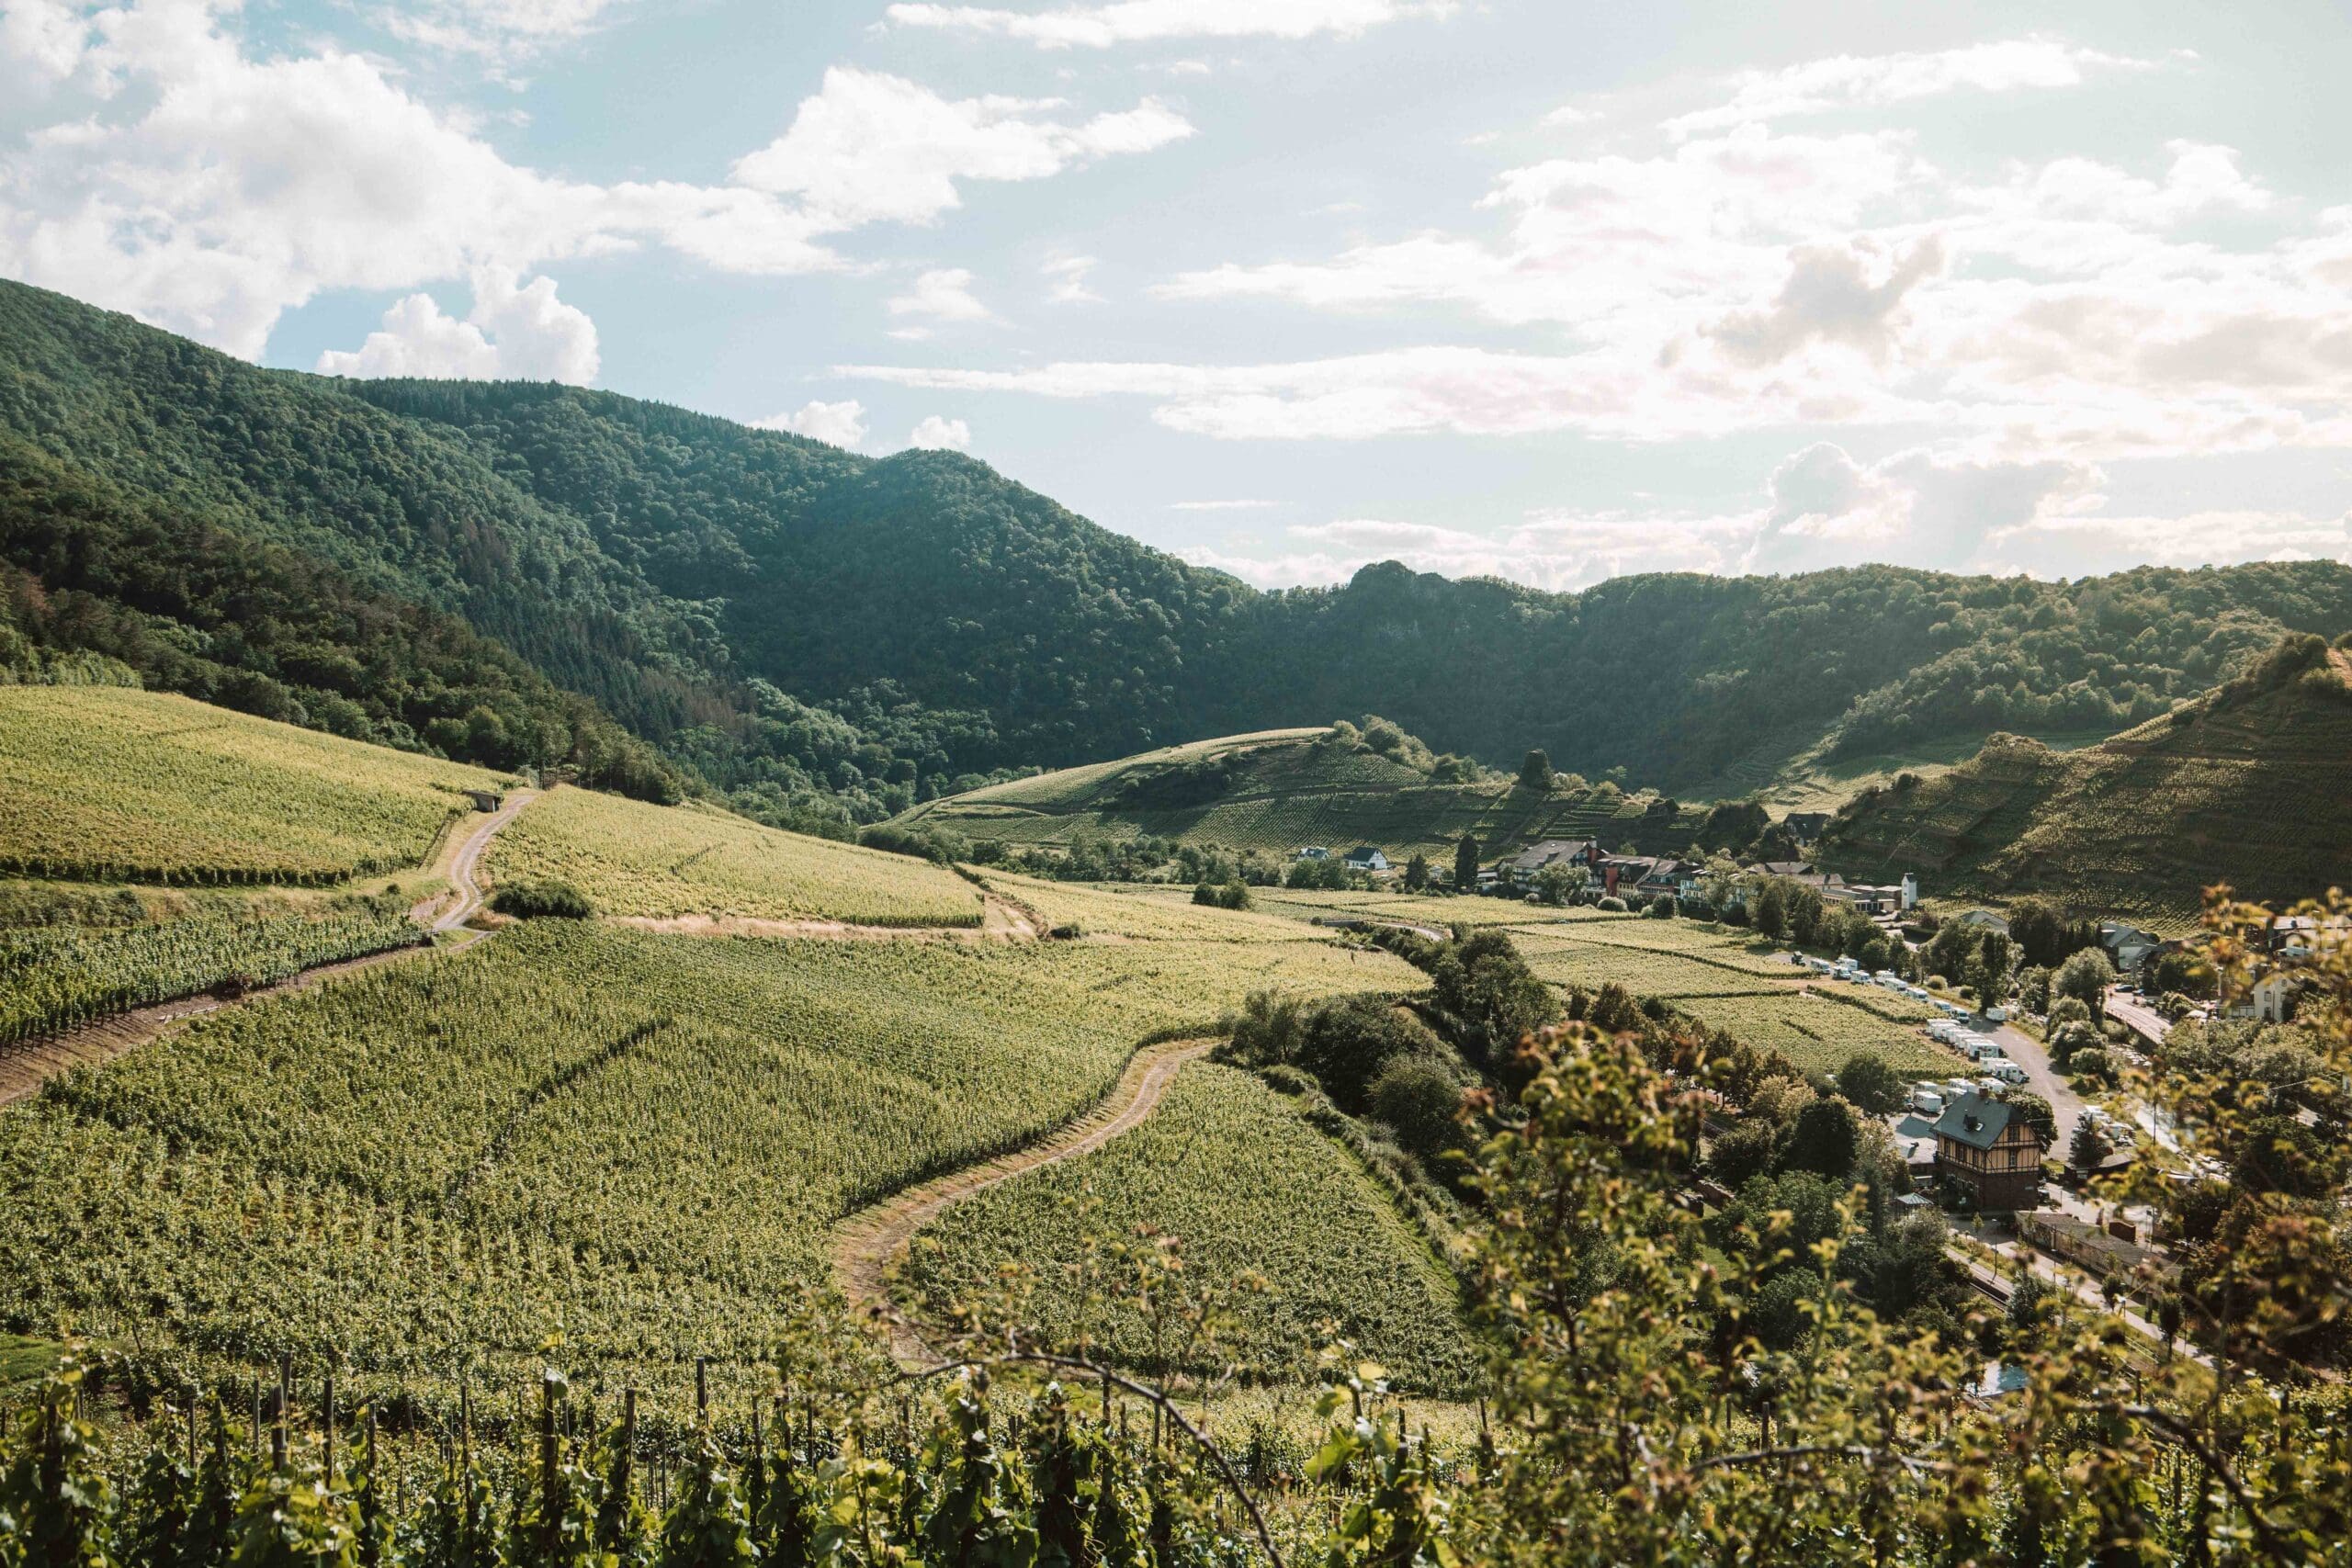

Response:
(4, 0), (2349, 592)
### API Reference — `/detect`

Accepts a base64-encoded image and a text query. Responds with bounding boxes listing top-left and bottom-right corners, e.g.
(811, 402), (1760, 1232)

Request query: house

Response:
(2099, 920), (2165, 975)
(1598, 855), (1659, 897)
(1637, 859), (1702, 900)
(2226, 969), (2305, 1024)
(464, 789), (503, 812)
(1745, 860), (1815, 879)
(1295, 846), (1331, 861)
(1781, 812), (1832, 844)
(1504, 839), (1596, 886)
(1342, 845), (1390, 873)
(1953, 908), (2011, 935)
(1933, 1092), (2046, 1213)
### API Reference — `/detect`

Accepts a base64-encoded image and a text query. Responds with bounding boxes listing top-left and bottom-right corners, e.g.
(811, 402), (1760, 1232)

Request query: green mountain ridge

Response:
(6, 276), (2352, 829)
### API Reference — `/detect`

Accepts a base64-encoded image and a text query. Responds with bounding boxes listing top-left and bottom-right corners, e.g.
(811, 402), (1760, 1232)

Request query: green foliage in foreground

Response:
(903, 1062), (1478, 1393)
(0, 907), (422, 1043)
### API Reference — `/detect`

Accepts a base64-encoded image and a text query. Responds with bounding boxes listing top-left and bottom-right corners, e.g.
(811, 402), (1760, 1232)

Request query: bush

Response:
(489, 880), (593, 919)
(1217, 879), (1252, 911)
(1258, 1064), (1317, 1098)
(1596, 896), (1627, 912)
(1643, 897), (1674, 919)
(1366, 1054), (1468, 1161)
(2069, 1046), (2114, 1083)
(1192, 881), (1219, 906)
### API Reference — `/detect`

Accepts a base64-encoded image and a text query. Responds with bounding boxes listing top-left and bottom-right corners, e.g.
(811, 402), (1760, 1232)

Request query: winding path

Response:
(830, 1036), (1219, 1364)
(0, 792), (537, 1105)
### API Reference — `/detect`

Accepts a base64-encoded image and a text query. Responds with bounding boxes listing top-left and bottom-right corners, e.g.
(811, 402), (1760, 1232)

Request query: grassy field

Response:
(491, 786), (986, 927)
(0, 919), (1422, 1388)
(903, 1060), (1478, 1393)
(899, 728), (1716, 862)
(0, 686), (508, 886)
(981, 871), (1354, 942)
(1819, 647), (2352, 927)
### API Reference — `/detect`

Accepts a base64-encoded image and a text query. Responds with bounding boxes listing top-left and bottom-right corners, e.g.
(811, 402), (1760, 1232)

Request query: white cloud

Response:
(1180, 445), (2347, 592)
(884, 0), (1445, 50)
(730, 66), (1192, 230)
(754, 399), (869, 448)
(906, 414), (973, 449)
(1663, 38), (2160, 137)
(889, 267), (994, 325)
(372, 0), (631, 66)
(1044, 254), (1102, 302)
(315, 267), (598, 382)
(1170, 497), (1275, 510)
(1706, 235), (1944, 366)
(0, 11), (1185, 361)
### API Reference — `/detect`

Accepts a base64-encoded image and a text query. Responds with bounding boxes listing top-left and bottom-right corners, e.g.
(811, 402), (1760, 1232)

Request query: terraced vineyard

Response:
(489, 785), (986, 927)
(903, 1060), (1478, 1393)
(899, 727), (1711, 860)
(0, 919), (1421, 1385)
(1821, 636), (2352, 925)
(979, 871), (1345, 942)
(0, 686), (509, 885)
(0, 907), (422, 1043)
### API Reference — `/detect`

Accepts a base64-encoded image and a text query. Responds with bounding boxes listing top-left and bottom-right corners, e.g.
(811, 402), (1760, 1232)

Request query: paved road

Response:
(1985, 1019), (2085, 1149)
(2103, 987), (2173, 1048)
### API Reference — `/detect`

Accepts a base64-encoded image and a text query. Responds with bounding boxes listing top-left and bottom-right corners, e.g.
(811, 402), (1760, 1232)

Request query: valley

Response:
(1, 292), (2348, 1568)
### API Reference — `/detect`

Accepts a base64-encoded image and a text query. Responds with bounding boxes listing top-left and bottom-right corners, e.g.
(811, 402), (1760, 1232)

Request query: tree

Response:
(1781, 1097), (1860, 1178)
(2055, 947), (2116, 1020)
(1454, 834), (1480, 893)
(2069, 1117), (2108, 1175)
(1835, 1052), (1905, 1115)
(2018, 964), (2052, 1014)
(1753, 878), (1790, 941)
(1532, 862), (1581, 907)
(1517, 750), (1553, 791)
(1971, 931), (2016, 1002)
(1403, 852), (1430, 892)
(1703, 1119), (1779, 1190)
(2006, 1091), (2057, 1145)
(2148, 946), (2216, 998)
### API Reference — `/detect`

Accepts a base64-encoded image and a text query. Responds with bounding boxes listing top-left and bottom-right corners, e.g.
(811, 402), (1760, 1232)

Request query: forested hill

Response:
(6, 276), (2351, 825)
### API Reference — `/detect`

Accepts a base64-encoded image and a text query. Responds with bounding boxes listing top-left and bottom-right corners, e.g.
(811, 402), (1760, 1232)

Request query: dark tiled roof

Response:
(1933, 1092), (2014, 1152)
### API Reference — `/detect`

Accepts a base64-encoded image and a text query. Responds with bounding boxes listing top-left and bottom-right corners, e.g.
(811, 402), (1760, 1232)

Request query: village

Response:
(1294, 825), (2337, 1370)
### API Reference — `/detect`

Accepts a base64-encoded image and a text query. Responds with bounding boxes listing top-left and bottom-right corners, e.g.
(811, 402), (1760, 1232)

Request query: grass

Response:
(0, 919), (1424, 1393)
(1819, 657), (2352, 927)
(980, 872), (1345, 942)
(0, 686), (509, 886)
(899, 728), (1713, 862)
(902, 1060), (1479, 1393)
(490, 786), (986, 927)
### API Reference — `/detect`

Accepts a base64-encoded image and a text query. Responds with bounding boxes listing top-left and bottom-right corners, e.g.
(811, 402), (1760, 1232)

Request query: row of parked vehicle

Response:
(1789, 952), (2010, 1022)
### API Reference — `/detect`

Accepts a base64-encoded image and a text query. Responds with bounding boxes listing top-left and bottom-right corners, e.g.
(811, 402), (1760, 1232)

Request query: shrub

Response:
(1643, 897), (1674, 920)
(489, 879), (593, 919)
(1192, 882), (1219, 906)
(1366, 1054), (1468, 1161)
(2069, 1046), (2114, 1083)
(1596, 896), (1627, 912)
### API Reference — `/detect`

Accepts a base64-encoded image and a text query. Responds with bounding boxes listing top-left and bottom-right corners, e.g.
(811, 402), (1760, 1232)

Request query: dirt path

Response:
(608, 889), (1040, 944)
(413, 788), (537, 935)
(1, 792), (538, 1106)
(831, 1036), (1219, 1364)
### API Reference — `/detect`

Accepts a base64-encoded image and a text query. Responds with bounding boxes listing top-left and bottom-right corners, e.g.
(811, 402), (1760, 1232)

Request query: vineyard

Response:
(0, 686), (510, 886)
(0, 907), (423, 1044)
(901, 1061), (1477, 1393)
(0, 920), (1422, 1391)
(489, 787), (985, 927)
(1820, 640), (2352, 925)
(978, 873), (1345, 943)
(897, 728), (1715, 862)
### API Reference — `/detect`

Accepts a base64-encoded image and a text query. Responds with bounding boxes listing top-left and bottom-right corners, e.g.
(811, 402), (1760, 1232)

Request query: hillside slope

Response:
(899, 725), (1748, 861)
(1817, 633), (2352, 924)
(9, 277), (2352, 808)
